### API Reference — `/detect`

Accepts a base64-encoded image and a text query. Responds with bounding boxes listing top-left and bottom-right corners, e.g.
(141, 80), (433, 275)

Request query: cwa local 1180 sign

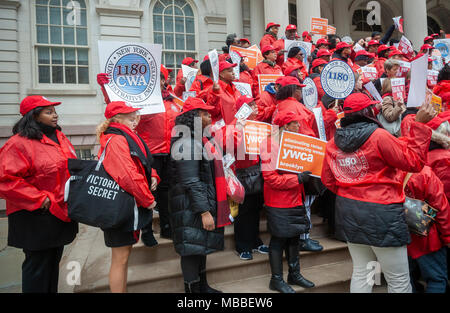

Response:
(98, 41), (165, 115)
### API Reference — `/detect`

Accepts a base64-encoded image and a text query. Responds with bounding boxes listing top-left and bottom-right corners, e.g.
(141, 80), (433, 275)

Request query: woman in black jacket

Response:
(169, 97), (226, 293)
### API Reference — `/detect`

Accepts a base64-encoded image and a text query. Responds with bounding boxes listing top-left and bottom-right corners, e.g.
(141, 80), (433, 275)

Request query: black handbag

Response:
(64, 138), (151, 231)
(235, 163), (263, 196)
(303, 176), (327, 196)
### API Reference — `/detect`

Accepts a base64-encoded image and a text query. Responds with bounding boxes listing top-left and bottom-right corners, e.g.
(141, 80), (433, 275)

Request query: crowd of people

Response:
(0, 19), (449, 294)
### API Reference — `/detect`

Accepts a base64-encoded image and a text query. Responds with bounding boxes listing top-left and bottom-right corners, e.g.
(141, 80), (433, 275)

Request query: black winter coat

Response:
(168, 136), (224, 256)
(265, 205), (310, 238)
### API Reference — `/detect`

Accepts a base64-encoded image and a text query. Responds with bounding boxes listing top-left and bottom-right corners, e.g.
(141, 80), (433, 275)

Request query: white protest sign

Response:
(398, 36), (414, 58)
(302, 77), (318, 110)
(233, 82), (253, 97)
(182, 91), (196, 102)
(359, 66), (378, 81)
(98, 41), (165, 115)
(208, 49), (219, 83)
(230, 51), (241, 81)
(364, 81), (382, 102)
(407, 54), (428, 108)
(391, 77), (406, 102)
(431, 50), (444, 71)
(434, 39), (450, 58)
(427, 70), (438, 87)
(393, 16), (404, 33)
(396, 60), (411, 77)
(353, 43), (365, 52)
(312, 107), (327, 141)
(284, 40), (312, 69)
(182, 64), (198, 91)
(235, 103), (253, 120)
(320, 60), (355, 99)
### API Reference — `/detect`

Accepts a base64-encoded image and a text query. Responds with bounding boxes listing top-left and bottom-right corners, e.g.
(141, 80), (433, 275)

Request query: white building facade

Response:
(0, 0), (449, 157)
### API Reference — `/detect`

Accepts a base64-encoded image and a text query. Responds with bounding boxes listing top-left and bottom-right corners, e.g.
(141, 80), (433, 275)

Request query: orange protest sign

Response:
(327, 25), (336, 35)
(248, 45), (264, 64)
(230, 46), (259, 70)
(335, 112), (345, 128)
(276, 131), (327, 177)
(243, 120), (273, 155)
(431, 94), (442, 113)
(258, 74), (283, 95)
(311, 17), (328, 36)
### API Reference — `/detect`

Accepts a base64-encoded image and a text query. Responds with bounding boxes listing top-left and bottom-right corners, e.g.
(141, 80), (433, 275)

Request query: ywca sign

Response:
(99, 41), (165, 115)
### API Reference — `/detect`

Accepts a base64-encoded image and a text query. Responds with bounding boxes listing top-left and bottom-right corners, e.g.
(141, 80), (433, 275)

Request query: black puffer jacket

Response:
(168, 136), (224, 256)
(333, 115), (411, 247)
(265, 205), (310, 238)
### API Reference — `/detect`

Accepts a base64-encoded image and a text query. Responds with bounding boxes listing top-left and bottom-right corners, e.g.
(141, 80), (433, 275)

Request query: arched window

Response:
(153, 0), (196, 78)
(35, 0), (89, 84)
(352, 9), (382, 33)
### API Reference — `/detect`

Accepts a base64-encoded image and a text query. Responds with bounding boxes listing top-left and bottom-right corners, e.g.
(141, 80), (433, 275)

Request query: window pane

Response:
(65, 48), (76, 65)
(175, 34), (185, 50)
(80, 9), (87, 26)
(37, 0), (48, 4)
(63, 0), (86, 9)
(165, 33), (174, 49)
(39, 66), (51, 83)
(186, 35), (195, 50)
(161, 0), (172, 6)
(175, 17), (184, 32)
(165, 53), (174, 68)
(176, 53), (185, 67)
(175, 0), (186, 8)
(78, 0), (86, 8)
(184, 4), (194, 17)
(63, 27), (75, 44)
(38, 47), (50, 64)
(37, 25), (49, 43)
(52, 66), (63, 83)
(165, 5), (173, 15)
(77, 49), (88, 65)
(65, 66), (76, 83)
(185, 18), (194, 33)
(154, 2), (164, 14)
(50, 7), (61, 25)
(36, 6), (48, 24)
(50, 0), (61, 5)
(164, 15), (173, 32)
(153, 14), (162, 31)
(174, 6), (183, 16)
(52, 48), (63, 64)
(78, 67), (89, 84)
(76, 27), (88, 45)
(154, 32), (163, 44)
(50, 26), (62, 44)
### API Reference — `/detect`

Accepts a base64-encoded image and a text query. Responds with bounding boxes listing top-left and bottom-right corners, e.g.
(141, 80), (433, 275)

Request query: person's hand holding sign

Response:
(415, 94), (437, 124)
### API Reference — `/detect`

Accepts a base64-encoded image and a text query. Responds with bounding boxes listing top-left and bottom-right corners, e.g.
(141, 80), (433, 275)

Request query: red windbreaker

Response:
(0, 131), (77, 222)
(189, 75), (214, 102)
(255, 90), (277, 123)
(251, 62), (283, 96)
(260, 34), (277, 49)
(312, 75), (325, 100)
(428, 148), (450, 201)
(206, 80), (241, 125)
(273, 38), (286, 67)
(405, 166), (450, 259)
(98, 133), (159, 208)
(281, 57), (308, 79)
(238, 70), (254, 85)
(173, 69), (185, 97)
(374, 57), (387, 78)
(321, 121), (432, 205)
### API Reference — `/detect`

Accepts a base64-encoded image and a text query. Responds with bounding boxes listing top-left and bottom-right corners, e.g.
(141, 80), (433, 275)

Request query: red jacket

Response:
(206, 80), (241, 125)
(189, 75), (214, 102)
(273, 38), (286, 67)
(312, 75), (325, 101)
(405, 166), (450, 259)
(374, 57), (387, 78)
(255, 90), (277, 123)
(261, 135), (304, 208)
(321, 121), (432, 205)
(0, 131), (77, 222)
(238, 70), (254, 86)
(136, 98), (181, 155)
(428, 149), (450, 201)
(260, 34), (277, 49)
(173, 69), (185, 97)
(281, 57), (308, 79)
(251, 62), (283, 96)
(98, 133), (159, 208)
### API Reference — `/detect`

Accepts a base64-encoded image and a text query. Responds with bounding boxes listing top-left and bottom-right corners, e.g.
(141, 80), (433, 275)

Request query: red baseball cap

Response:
(236, 95), (255, 111)
(367, 40), (380, 46)
(273, 111), (301, 127)
(355, 50), (370, 57)
(388, 49), (406, 58)
(160, 65), (172, 80)
(302, 31), (309, 37)
(240, 38), (250, 44)
(266, 22), (280, 31)
(420, 44), (434, 51)
(181, 97), (214, 114)
(20, 95), (61, 116)
(377, 44), (390, 54)
(182, 57), (198, 66)
(203, 55), (209, 61)
(317, 49), (332, 57)
(431, 33), (439, 38)
(283, 64), (302, 76)
(275, 76), (285, 85)
(424, 36), (433, 42)
(312, 58), (328, 69)
(104, 101), (141, 119)
(343, 93), (379, 114)
(316, 38), (330, 46)
(336, 42), (352, 50)
(219, 61), (237, 72)
(368, 52), (376, 59)
(278, 76), (306, 88)
(261, 45), (276, 54)
(286, 24), (297, 31)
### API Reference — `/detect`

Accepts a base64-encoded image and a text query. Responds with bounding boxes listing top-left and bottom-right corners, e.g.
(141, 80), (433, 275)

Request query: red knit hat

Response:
(105, 101), (141, 119)
(273, 111), (301, 127)
(20, 95), (61, 116)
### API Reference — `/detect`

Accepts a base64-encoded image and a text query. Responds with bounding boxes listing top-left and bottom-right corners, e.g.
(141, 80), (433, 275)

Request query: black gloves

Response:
(298, 171), (312, 184)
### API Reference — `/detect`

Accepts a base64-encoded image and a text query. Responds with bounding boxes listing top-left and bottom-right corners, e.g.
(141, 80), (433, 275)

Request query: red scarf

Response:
(202, 137), (231, 228)
(109, 122), (147, 157)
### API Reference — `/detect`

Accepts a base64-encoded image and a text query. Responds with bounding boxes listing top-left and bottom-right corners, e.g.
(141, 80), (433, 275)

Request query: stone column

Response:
(332, 0), (351, 37)
(264, 0), (289, 37)
(226, 0), (243, 38)
(402, 0), (428, 50)
(250, 0), (265, 44)
(296, 0), (320, 34)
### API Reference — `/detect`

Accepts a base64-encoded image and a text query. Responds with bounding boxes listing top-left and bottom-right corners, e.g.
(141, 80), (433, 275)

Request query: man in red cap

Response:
(206, 61), (241, 125)
(252, 45), (283, 97)
(309, 58), (328, 100)
(374, 45), (392, 78)
(302, 31), (312, 43)
(260, 22), (280, 50)
(240, 38), (251, 48)
(281, 46), (308, 79)
(353, 50), (371, 69)
(311, 39), (331, 60)
(332, 41), (356, 69)
(366, 40), (380, 54)
(424, 35), (434, 46)
(420, 44), (434, 55)
(316, 49), (332, 62)
(273, 24), (298, 67)
(174, 57), (199, 97)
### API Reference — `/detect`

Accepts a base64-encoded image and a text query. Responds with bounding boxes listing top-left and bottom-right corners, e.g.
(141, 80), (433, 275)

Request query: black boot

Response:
(268, 246), (295, 293)
(184, 279), (201, 293)
(286, 241), (315, 288)
(199, 270), (222, 293)
(141, 227), (158, 247)
(299, 238), (323, 252)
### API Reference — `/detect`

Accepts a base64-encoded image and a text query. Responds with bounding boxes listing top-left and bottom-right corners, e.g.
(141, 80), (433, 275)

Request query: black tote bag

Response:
(64, 138), (151, 231)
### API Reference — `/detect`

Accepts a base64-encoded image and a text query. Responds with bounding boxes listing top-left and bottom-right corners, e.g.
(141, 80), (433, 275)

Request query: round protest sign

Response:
(320, 60), (355, 99)
(105, 44), (158, 101)
(302, 77), (318, 110)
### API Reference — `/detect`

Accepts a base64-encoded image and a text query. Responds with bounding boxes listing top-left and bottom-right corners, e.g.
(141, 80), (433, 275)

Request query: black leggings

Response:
(180, 255), (207, 282)
(269, 236), (299, 254)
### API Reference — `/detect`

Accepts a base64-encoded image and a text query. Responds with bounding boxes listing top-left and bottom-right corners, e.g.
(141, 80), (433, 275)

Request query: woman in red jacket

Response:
(190, 58), (214, 102)
(281, 47), (308, 79)
(252, 45), (283, 97)
(260, 111), (315, 293)
(0, 96), (78, 293)
(96, 101), (159, 293)
(321, 93), (436, 293)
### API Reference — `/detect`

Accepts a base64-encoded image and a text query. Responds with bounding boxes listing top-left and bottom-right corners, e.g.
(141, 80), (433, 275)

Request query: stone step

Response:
(75, 236), (349, 293)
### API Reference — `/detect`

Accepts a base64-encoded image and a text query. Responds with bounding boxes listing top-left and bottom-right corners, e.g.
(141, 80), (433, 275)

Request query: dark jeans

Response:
(234, 192), (264, 253)
(410, 247), (448, 293)
(180, 255), (207, 282)
(22, 246), (64, 293)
